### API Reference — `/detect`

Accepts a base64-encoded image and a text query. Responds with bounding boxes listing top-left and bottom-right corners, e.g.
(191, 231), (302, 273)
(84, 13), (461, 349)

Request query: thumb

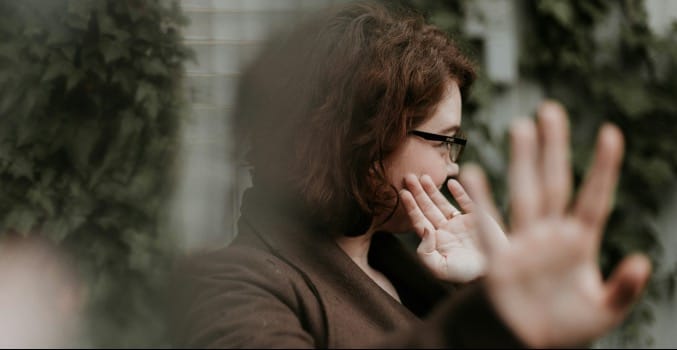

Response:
(416, 226), (437, 255)
(604, 254), (652, 321)
(460, 164), (503, 259)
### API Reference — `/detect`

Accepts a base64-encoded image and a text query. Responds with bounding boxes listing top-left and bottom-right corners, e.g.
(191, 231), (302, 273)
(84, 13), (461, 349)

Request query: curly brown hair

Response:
(233, 0), (476, 236)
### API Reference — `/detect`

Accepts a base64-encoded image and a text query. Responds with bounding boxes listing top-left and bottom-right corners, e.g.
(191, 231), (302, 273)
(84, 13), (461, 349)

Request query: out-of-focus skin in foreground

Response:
(459, 101), (652, 347)
(0, 236), (85, 348)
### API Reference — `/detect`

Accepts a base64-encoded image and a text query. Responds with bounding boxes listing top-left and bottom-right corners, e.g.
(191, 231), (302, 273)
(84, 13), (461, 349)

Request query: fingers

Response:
(399, 189), (434, 236)
(450, 174), (506, 231)
(399, 189), (436, 253)
(538, 101), (572, 216)
(420, 175), (461, 219)
(460, 163), (503, 257)
(447, 178), (474, 213)
(509, 118), (540, 233)
(403, 174), (447, 227)
(573, 124), (624, 235)
(603, 254), (651, 322)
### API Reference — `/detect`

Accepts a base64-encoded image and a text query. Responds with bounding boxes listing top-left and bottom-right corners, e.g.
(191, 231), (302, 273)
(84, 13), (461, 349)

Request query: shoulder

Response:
(173, 243), (305, 297)
(169, 244), (322, 347)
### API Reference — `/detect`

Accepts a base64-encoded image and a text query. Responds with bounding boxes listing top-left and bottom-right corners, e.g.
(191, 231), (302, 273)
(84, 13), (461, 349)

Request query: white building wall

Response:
(174, 0), (343, 252)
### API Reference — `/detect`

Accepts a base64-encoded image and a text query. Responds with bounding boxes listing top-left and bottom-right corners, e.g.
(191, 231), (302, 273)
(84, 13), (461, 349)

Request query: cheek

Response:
(385, 146), (448, 190)
(425, 167), (448, 188)
(419, 159), (448, 188)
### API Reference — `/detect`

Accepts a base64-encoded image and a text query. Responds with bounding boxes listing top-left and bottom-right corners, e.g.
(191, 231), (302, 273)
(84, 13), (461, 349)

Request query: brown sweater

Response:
(170, 188), (525, 348)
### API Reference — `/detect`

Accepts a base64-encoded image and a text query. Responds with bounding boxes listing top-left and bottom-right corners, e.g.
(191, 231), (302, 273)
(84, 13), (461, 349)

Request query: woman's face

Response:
(379, 80), (463, 233)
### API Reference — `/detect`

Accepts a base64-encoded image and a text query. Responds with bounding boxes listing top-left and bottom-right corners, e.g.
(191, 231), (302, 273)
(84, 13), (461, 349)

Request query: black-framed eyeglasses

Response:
(409, 130), (467, 162)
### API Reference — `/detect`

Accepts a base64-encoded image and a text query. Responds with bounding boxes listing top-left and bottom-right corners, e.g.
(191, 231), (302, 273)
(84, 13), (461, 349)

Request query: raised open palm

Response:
(399, 173), (507, 283)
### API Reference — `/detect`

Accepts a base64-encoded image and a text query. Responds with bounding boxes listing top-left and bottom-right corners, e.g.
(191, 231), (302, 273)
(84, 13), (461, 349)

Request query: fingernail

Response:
(600, 123), (624, 152)
(539, 100), (565, 117)
(511, 117), (536, 140)
(447, 178), (459, 188)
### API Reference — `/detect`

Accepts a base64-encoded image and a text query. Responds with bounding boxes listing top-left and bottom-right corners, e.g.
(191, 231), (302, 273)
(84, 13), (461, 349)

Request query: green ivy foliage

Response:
(0, 0), (191, 346)
(407, 0), (677, 347)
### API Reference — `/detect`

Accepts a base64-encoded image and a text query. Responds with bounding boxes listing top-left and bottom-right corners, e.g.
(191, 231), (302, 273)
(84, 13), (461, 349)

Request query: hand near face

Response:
(461, 101), (651, 347)
(399, 173), (508, 283)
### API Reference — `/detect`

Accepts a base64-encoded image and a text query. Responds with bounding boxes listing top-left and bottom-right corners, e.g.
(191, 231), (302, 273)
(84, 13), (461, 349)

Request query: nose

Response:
(447, 161), (460, 178)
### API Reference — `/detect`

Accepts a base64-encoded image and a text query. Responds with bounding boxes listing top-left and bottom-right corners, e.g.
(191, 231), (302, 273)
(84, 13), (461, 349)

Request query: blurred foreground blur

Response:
(0, 236), (84, 347)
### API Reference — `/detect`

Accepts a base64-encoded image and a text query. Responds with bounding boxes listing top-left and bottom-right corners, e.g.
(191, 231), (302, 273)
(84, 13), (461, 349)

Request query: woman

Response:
(172, 1), (651, 348)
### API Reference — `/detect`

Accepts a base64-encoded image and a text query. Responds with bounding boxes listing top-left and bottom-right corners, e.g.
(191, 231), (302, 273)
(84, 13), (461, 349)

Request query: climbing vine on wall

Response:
(0, 0), (192, 346)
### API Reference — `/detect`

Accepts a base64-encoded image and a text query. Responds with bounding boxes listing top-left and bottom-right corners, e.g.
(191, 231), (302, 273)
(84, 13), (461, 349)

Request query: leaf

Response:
(111, 68), (135, 95)
(540, 0), (574, 26)
(26, 42), (49, 60)
(607, 80), (654, 117)
(26, 186), (56, 216)
(16, 120), (40, 148)
(7, 155), (34, 180)
(66, 0), (93, 30)
(22, 24), (44, 39)
(0, 87), (20, 116)
(140, 58), (169, 77)
(142, 90), (160, 119)
(134, 81), (153, 102)
(3, 208), (37, 234)
(41, 218), (71, 242)
(98, 12), (117, 36)
(124, 229), (153, 271)
(66, 70), (85, 92)
(90, 111), (141, 189)
(42, 61), (70, 82)
(0, 42), (21, 62)
(60, 45), (77, 61)
(100, 37), (129, 64)
(46, 26), (73, 46)
(66, 120), (101, 176)
(0, 142), (12, 164)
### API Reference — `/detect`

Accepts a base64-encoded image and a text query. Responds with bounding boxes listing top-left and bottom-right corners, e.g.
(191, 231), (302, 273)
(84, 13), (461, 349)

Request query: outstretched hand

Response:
(461, 101), (651, 348)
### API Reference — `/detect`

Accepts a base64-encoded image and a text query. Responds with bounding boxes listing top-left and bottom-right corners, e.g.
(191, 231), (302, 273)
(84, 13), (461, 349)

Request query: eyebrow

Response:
(437, 125), (460, 135)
